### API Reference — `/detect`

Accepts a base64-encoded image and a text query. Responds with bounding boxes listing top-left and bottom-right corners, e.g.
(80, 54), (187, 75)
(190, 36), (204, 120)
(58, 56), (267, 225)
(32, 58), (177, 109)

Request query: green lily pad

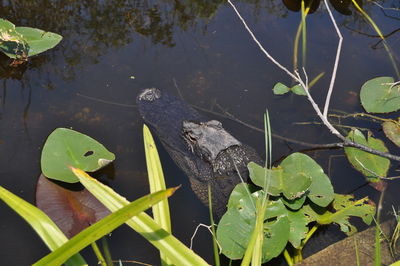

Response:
(287, 209), (309, 248)
(280, 153), (314, 200)
(344, 129), (390, 182)
(0, 19), (27, 58)
(282, 194), (307, 210)
(248, 162), (282, 196)
(0, 19), (62, 59)
(217, 185), (290, 262)
(382, 120), (400, 147)
(15, 27), (62, 57)
(360, 76), (400, 113)
(41, 128), (115, 183)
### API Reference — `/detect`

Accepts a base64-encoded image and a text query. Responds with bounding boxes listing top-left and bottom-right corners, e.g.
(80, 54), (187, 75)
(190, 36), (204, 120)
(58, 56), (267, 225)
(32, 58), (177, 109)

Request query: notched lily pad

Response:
(36, 174), (110, 238)
(0, 19), (62, 59)
(248, 162), (282, 196)
(344, 129), (390, 182)
(360, 76), (400, 113)
(218, 184), (290, 262)
(382, 119), (400, 147)
(41, 128), (115, 183)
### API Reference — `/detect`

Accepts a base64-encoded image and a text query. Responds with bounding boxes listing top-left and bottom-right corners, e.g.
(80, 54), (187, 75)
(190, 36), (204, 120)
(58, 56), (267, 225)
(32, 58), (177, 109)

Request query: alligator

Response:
(136, 88), (262, 218)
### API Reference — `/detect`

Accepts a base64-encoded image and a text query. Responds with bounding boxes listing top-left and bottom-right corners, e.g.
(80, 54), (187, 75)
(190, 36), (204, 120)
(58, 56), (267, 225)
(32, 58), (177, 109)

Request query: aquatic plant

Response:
(0, 18), (62, 63)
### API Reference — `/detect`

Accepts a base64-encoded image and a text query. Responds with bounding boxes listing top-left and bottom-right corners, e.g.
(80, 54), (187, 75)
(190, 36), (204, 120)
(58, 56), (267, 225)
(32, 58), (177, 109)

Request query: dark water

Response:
(0, 0), (399, 265)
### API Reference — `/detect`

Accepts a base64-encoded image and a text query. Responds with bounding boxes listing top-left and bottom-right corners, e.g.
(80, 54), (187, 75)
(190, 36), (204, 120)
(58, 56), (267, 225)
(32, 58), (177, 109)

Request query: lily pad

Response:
(382, 120), (400, 147)
(217, 185), (290, 262)
(280, 153), (315, 200)
(248, 162), (282, 196)
(41, 128), (115, 183)
(36, 174), (110, 238)
(0, 19), (27, 58)
(360, 76), (400, 113)
(287, 209), (309, 248)
(15, 27), (62, 57)
(344, 129), (390, 182)
(0, 19), (62, 59)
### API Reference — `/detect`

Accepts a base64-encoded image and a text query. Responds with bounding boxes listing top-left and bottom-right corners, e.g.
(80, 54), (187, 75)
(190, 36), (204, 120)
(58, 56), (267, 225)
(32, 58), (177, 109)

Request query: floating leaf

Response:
(360, 76), (400, 113)
(280, 153), (314, 200)
(382, 120), (400, 147)
(15, 27), (62, 57)
(217, 184), (290, 262)
(282, 194), (306, 210)
(287, 209), (309, 248)
(291, 84), (307, 96)
(272, 82), (307, 96)
(0, 19), (27, 58)
(41, 128), (115, 183)
(344, 129), (390, 182)
(248, 162), (282, 196)
(36, 174), (110, 238)
(317, 194), (375, 235)
(273, 82), (290, 95)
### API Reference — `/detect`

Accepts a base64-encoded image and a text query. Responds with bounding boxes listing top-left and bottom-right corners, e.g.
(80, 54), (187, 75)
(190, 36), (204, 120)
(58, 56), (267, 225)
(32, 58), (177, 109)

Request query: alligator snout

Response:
(138, 88), (162, 102)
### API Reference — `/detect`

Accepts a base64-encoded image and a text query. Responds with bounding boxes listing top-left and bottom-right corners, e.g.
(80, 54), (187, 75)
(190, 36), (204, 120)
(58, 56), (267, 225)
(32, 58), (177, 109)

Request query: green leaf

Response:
(143, 124), (172, 265)
(0, 186), (87, 266)
(282, 194), (306, 210)
(360, 76), (400, 113)
(317, 194), (375, 235)
(41, 128), (115, 183)
(273, 82), (290, 95)
(291, 84), (307, 96)
(344, 129), (390, 182)
(34, 169), (178, 266)
(70, 168), (209, 266)
(382, 120), (400, 147)
(15, 26), (62, 57)
(287, 209), (309, 248)
(248, 162), (282, 196)
(0, 18), (27, 58)
(280, 153), (313, 200)
(217, 184), (289, 262)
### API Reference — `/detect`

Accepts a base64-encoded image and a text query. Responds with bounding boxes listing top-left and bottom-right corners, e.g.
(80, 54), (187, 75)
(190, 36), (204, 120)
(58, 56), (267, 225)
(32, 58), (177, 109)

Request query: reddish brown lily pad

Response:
(382, 120), (400, 148)
(36, 174), (110, 238)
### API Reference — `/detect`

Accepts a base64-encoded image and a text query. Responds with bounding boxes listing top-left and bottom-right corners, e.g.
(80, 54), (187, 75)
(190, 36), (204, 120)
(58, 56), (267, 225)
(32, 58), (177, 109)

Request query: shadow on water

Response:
(0, 0), (399, 265)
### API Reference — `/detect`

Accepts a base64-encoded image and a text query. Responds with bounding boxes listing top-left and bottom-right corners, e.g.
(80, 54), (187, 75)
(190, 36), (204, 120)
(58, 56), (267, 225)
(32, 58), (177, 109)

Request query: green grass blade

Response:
(70, 168), (209, 266)
(208, 183), (220, 266)
(351, 0), (400, 78)
(0, 186), (87, 266)
(34, 170), (177, 266)
(143, 124), (172, 265)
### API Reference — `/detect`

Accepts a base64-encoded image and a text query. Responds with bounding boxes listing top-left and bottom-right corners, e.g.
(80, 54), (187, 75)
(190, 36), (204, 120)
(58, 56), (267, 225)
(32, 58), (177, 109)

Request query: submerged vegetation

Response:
(0, 0), (400, 265)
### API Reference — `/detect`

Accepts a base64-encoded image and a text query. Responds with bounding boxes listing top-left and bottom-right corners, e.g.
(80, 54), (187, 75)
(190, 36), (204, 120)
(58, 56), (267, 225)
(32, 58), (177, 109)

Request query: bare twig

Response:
(322, 0), (343, 118)
(227, 0), (400, 162)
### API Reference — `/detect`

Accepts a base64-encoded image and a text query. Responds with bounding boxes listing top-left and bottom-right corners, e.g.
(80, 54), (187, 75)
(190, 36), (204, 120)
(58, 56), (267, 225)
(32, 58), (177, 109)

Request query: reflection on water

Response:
(0, 0), (399, 265)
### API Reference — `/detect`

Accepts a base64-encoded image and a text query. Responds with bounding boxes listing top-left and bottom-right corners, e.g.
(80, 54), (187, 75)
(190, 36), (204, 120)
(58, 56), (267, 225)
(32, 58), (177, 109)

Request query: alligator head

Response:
(182, 120), (241, 164)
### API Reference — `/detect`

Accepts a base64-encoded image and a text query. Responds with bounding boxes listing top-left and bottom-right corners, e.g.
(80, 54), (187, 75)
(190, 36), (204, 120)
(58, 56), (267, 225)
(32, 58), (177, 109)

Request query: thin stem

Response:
(91, 241), (107, 266)
(322, 0), (343, 118)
